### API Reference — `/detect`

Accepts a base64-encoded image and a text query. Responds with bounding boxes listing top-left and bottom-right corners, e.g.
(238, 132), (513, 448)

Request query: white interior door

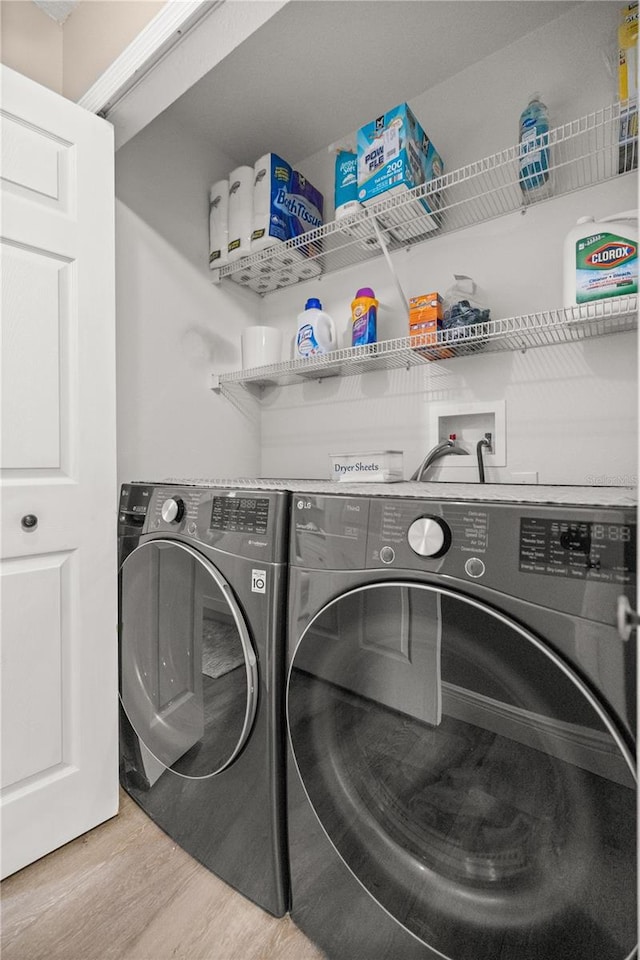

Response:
(0, 65), (118, 878)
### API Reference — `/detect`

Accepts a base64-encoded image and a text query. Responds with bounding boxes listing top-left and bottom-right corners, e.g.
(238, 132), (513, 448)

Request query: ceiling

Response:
(166, 0), (580, 165)
(32, 0), (78, 24)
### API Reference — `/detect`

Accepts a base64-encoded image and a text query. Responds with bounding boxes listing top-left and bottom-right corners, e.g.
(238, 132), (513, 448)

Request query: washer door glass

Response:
(120, 539), (258, 779)
(287, 582), (637, 960)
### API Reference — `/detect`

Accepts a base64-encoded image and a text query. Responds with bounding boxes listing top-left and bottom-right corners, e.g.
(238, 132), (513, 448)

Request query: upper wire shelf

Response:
(211, 100), (637, 294)
(212, 296), (637, 394)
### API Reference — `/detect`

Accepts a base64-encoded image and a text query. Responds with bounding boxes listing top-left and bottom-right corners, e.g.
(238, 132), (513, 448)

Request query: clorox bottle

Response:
(295, 298), (337, 358)
(563, 211), (638, 307)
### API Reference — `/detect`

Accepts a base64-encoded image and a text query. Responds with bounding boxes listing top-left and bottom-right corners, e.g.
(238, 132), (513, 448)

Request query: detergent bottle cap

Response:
(356, 287), (375, 298)
(305, 297), (322, 310)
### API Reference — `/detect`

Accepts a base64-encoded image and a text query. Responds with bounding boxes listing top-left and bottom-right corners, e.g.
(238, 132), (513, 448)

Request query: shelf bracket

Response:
(370, 216), (410, 315)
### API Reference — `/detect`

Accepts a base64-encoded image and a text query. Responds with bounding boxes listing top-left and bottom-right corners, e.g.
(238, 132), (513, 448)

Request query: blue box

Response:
(356, 103), (443, 238)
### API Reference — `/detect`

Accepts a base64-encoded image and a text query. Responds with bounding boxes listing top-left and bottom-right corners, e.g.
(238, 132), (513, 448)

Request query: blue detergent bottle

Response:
(518, 93), (552, 202)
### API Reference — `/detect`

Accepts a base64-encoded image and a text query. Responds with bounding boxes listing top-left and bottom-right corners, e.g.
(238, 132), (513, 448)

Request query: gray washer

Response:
(286, 490), (637, 960)
(118, 482), (289, 917)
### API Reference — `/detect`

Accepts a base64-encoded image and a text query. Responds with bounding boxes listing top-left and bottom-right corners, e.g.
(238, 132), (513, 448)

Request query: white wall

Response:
(115, 0), (638, 488)
(258, 1), (638, 486)
(0, 1), (63, 93)
(115, 114), (260, 484)
(0, 0), (165, 101)
(62, 0), (166, 101)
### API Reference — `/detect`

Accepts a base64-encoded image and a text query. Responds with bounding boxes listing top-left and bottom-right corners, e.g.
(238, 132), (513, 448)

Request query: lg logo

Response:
(297, 499), (312, 510)
(251, 569), (266, 594)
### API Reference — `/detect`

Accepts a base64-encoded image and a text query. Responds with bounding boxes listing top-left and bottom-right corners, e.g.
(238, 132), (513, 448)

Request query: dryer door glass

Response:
(287, 581), (637, 960)
(120, 539), (258, 780)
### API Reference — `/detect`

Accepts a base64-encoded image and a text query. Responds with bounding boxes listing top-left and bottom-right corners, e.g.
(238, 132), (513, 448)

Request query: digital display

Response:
(519, 517), (636, 583)
(210, 496), (269, 534)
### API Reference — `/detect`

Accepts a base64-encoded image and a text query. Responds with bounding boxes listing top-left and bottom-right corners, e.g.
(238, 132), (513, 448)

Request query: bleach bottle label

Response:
(575, 231), (638, 303)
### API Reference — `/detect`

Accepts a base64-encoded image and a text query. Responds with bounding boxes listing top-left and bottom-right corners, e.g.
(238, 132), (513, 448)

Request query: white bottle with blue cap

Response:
(295, 297), (337, 358)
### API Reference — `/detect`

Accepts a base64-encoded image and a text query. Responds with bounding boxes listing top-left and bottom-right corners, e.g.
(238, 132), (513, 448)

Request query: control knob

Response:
(407, 516), (451, 558)
(161, 497), (185, 524)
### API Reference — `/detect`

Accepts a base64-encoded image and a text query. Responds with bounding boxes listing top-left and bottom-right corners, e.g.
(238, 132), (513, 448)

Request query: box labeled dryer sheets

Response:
(356, 102), (444, 241)
(329, 451), (404, 483)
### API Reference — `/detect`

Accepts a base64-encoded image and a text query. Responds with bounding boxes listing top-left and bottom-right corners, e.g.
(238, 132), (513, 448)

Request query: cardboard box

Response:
(618, 2), (638, 173)
(329, 451), (404, 483)
(618, 2), (638, 103)
(409, 294), (452, 358)
(356, 103), (444, 239)
(409, 292), (443, 325)
(409, 322), (454, 359)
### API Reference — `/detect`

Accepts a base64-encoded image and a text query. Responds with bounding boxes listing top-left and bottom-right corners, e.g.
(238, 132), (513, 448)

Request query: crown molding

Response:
(78, 0), (223, 116)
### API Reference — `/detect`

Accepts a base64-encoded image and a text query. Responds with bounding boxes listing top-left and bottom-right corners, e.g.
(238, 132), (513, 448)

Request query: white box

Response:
(329, 451), (403, 483)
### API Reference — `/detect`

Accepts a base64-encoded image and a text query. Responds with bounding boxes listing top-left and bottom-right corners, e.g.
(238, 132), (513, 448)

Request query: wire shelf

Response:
(212, 100), (638, 294)
(212, 296), (638, 394)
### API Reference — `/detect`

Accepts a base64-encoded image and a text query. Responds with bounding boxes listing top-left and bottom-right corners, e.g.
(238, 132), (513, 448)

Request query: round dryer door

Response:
(287, 581), (637, 960)
(120, 539), (258, 779)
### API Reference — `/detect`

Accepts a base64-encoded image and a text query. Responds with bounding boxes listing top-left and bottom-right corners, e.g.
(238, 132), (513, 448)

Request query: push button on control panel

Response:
(465, 557), (486, 579)
(380, 545), (395, 564)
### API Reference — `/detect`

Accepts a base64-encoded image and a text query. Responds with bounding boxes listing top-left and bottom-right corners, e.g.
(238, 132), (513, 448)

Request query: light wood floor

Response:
(1, 789), (327, 960)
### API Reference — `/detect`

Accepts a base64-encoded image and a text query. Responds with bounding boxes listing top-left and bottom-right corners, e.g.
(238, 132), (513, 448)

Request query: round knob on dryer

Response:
(161, 497), (185, 524)
(407, 516), (451, 558)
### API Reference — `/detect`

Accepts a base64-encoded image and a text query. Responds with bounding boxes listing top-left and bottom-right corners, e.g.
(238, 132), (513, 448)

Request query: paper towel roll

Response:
(296, 260), (322, 280)
(230, 269), (253, 286)
(248, 276), (278, 294)
(276, 248), (305, 270)
(227, 165), (253, 262)
(273, 270), (298, 288)
(208, 179), (229, 269)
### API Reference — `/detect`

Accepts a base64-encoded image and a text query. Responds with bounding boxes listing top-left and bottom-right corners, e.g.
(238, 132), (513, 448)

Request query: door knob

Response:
(617, 595), (639, 642)
(21, 514), (38, 530)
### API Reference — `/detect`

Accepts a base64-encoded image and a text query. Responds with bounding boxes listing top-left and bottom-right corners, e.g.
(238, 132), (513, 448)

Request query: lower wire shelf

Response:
(211, 295), (638, 395)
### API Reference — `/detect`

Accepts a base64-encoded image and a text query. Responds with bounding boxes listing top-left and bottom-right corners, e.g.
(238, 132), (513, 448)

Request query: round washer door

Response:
(287, 581), (637, 960)
(120, 538), (258, 779)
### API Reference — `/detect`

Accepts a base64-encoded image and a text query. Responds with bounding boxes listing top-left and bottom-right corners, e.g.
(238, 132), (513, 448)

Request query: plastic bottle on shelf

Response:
(351, 287), (378, 346)
(295, 298), (337, 358)
(518, 93), (552, 202)
(563, 211), (638, 308)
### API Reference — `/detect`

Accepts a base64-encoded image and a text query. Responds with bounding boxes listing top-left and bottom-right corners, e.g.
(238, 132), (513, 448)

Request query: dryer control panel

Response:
(519, 516), (635, 584)
(119, 483), (289, 564)
(291, 494), (636, 624)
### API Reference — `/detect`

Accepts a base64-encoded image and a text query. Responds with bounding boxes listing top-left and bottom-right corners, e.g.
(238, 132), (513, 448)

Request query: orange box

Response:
(409, 292), (443, 326)
(409, 294), (451, 358)
(409, 320), (453, 359)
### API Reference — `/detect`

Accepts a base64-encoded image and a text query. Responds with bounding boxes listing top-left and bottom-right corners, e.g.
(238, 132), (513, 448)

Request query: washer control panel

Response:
(519, 516), (635, 584)
(291, 493), (636, 623)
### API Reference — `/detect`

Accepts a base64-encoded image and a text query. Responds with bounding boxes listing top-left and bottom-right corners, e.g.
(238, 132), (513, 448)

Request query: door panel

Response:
(1, 553), (69, 787)
(1, 243), (67, 469)
(0, 66), (117, 879)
